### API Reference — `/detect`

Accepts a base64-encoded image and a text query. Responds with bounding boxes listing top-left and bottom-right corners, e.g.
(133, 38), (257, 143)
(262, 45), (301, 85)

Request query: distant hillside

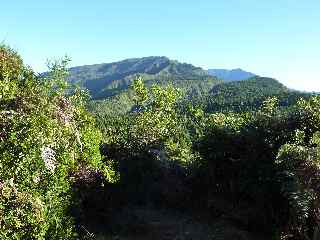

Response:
(207, 68), (256, 81)
(67, 56), (219, 99)
(209, 76), (286, 96)
(64, 58), (311, 116)
(203, 76), (311, 112)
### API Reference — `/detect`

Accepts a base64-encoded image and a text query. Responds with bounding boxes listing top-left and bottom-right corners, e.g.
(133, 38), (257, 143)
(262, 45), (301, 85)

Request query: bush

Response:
(97, 78), (194, 205)
(195, 97), (320, 238)
(0, 45), (108, 239)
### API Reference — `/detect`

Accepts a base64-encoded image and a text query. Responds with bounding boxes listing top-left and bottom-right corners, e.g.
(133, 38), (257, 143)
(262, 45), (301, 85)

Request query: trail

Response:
(89, 206), (269, 240)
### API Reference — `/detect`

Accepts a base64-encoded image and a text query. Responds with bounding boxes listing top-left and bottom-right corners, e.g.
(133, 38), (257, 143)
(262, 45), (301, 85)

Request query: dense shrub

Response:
(195, 97), (320, 238)
(0, 46), (109, 239)
(97, 78), (194, 205)
(86, 72), (320, 239)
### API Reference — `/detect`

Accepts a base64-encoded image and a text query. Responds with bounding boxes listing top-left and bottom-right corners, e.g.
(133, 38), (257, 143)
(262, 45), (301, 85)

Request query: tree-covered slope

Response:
(66, 59), (311, 116)
(203, 76), (312, 112)
(67, 56), (219, 99)
(210, 76), (287, 96)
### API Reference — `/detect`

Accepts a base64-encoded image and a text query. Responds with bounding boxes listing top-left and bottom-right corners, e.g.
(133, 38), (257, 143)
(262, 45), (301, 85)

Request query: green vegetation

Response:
(195, 98), (320, 238)
(67, 56), (221, 117)
(1, 47), (320, 240)
(66, 56), (219, 100)
(0, 46), (113, 239)
(199, 77), (312, 112)
(78, 60), (311, 117)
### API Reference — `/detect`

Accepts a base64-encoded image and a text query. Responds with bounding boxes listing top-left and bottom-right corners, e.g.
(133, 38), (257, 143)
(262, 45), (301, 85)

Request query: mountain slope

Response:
(68, 56), (219, 99)
(209, 77), (286, 96)
(203, 77), (311, 112)
(66, 58), (311, 115)
(207, 68), (256, 81)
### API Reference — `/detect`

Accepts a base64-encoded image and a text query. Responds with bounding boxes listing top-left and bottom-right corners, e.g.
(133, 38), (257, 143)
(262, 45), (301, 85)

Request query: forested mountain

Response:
(207, 68), (256, 81)
(67, 56), (219, 99)
(66, 58), (312, 116)
(66, 57), (312, 116)
(203, 76), (312, 112)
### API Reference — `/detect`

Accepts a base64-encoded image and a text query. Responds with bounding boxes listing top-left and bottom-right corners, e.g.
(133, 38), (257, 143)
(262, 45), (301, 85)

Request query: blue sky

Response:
(1, 1), (319, 91)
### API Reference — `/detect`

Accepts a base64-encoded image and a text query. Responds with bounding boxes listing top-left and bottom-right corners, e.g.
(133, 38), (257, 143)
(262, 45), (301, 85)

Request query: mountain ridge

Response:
(66, 56), (218, 99)
(207, 68), (256, 81)
(60, 56), (312, 115)
(202, 76), (311, 112)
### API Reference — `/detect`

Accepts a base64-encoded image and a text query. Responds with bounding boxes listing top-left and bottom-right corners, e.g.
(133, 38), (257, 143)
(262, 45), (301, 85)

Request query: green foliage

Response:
(87, 91), (135, 117)
(102, 78), (193, 164)
(3, 46), (318, 240)
(66, 56), (218, 100)
(195, 95), (320, 239)
(74, 59), (316, 239)
(0, 45), (23, 100)
(95, 78), (195, 206)
(89, 71), (317, 239)
(202, 77), (311, 113)
(132, 76), (148, 108)
(261, 96), (279, 116)
(275, 132), (320, 238)
(0, 46), (107, 239)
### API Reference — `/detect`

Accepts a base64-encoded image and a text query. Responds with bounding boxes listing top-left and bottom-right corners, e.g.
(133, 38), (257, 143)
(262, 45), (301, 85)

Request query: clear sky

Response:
(1, 1), (319, 91)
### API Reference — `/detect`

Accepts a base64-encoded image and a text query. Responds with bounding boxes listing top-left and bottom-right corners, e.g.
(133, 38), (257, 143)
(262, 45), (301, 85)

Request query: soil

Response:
(81, 205), (270, 240)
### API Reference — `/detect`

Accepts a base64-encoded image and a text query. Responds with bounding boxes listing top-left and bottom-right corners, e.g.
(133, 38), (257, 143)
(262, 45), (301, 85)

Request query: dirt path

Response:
(86, 206), (269, 240)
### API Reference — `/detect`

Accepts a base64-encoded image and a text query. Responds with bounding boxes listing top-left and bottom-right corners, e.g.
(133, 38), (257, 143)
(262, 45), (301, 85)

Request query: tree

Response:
(0, 45), (109, 239)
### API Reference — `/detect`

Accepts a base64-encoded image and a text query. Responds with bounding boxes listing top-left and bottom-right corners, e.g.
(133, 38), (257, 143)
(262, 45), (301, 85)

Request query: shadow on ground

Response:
(79, 205), (269, 240)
